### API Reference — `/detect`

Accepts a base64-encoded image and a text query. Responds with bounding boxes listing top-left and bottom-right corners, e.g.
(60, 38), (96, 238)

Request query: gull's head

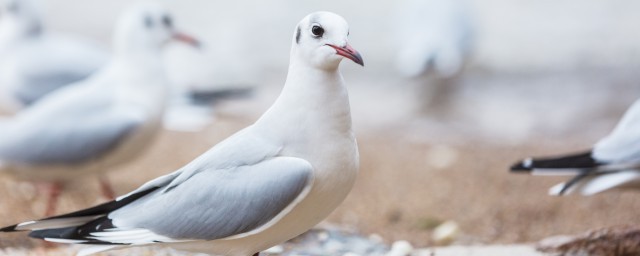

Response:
(113, 2), (199, 56)
(0, 0), (42, 38)
(292, 11), (363, 70)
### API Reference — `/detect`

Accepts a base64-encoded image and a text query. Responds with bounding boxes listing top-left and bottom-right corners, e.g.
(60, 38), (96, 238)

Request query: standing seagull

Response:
(0, 3), (198, 215)
(394, 0), (473, 78)
(0, 0), (108, 112)
(394, 0), (474, 116)
(511, 99), (640, 196)
(0, 11), (363, 256)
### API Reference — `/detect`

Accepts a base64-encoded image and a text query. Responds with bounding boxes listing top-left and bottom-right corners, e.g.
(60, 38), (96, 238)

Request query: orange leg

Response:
(43, 182), (63, 217)
(98, 175), (116, 200)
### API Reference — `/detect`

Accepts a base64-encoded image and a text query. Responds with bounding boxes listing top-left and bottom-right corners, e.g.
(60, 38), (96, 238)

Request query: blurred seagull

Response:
(394, 0), (474, 117)
(0, 2), (198, 216)
(0, 11), (363, 256)
(162, 43), (256, 132)
(511, 99), (640, 196)
(394, 0), (473, 78)
(0, 0), (108, 112)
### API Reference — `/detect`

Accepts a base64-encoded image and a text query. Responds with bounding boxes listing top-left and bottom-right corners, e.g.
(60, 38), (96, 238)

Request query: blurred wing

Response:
(549, 171), (640, 196)
(0, 109), (143, 164)
(581, 171), (640, 195)
(9, 35), (108, 105)
(14, 70), (94, 105)
(593, 99), (640, 164)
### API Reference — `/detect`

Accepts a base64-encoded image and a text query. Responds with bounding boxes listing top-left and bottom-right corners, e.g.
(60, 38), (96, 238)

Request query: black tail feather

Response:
(510, 150), (602, 172)
(0, 224), (19, 232)
(42, 186), (159, 221)
(0, 186), (159, 234)
(29, 216), (127, 245)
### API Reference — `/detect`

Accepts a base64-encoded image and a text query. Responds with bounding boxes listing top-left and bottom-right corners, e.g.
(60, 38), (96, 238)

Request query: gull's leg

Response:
(98, 175), (116, 200)
(43, 182), (62, 217)
(40, 182), (63, 249)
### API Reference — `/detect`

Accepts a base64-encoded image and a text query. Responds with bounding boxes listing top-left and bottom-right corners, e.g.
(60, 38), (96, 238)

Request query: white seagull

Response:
(0, 3), (198, 216)
(0, 11), (363, 256)
(511, 99), (640, 196)
(394, 0), (474, 78)
(0, 0), (109, 112)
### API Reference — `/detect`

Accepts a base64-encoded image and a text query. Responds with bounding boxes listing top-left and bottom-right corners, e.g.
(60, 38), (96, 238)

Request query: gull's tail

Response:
(0, 187), (158, 255)
(510, 150), (603, 175)
(549, 171), (640, 196)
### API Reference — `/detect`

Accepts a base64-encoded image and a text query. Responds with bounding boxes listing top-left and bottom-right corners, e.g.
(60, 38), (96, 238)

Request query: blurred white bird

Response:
(394, 0), (474, 117)
(511, 99), (640, 196)
(0, 11), (362, 256)
(0, 2), (198, 216)
(394, 0), (474, 78)
(162, 44), (255, 132)
(0, 0), (108, 113)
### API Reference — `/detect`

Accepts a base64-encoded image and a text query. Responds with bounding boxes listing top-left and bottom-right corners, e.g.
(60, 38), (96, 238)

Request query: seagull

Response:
(394, 0), (474, 78)
(0, 0), (109, 113)
(511, 99), (640, 196)
(0, 11), (363, 256)
(0, 2), (198, 216)
(393, 0), (474, 117)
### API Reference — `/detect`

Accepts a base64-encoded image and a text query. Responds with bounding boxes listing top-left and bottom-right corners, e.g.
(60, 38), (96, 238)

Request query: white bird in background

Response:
(394, 0), (473, 79)
(394, 0), (474, 116)
(0, 2), (199, 216)
(162, 44), (255, 132)
(0, 0), (108, 113)
(0, 11), (363, 256)
(511, 99), (640, 196)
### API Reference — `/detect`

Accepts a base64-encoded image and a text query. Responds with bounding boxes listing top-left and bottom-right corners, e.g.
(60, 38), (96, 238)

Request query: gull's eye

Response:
(311, 25), (324, 38)
(162, 15), (173, 28)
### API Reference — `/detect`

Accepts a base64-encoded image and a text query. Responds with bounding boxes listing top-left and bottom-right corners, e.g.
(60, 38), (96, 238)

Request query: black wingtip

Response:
(510, 158), (533, 172)
(188, 87), (255, 106)
(0, 224), (19, 232)
(510, 150), (600, 173)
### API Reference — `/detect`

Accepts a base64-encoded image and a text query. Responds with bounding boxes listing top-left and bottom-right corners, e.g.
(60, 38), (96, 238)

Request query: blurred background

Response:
(1, 0), (640, 252)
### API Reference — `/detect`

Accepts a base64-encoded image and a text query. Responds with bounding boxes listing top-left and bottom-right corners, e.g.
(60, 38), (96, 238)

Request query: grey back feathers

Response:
(0, 102), (142, 164)
(110, 156), (312, 240)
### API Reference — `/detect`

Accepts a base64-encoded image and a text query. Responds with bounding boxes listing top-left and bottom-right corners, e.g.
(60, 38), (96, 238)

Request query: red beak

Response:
(172, 31), (201, 48)
(327, 43), (364, 66)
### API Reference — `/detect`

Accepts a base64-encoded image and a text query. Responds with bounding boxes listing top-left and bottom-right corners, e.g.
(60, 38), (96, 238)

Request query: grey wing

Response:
(0, 110), (142, 164)
(14, 71), (93, 105)
(102, 156), (313, 242)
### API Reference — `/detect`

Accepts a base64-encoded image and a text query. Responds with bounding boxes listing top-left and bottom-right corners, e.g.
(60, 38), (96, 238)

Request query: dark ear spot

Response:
(295, 26), (301, 44)
(162, 15), (173, 28)
(144, 15), (153, 28)
(7, 2), (19, 13)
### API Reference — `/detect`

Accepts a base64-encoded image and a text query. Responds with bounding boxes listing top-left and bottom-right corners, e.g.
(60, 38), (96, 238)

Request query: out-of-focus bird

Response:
(161, 45), (255, 132)
(0, 11), (362, 256)
(0, 2), (199, 216)
(511, 99), (640, 196)
(0, 0), (108, 113)
(394, 0), (474, 116)
(394, 0), (473, 78)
